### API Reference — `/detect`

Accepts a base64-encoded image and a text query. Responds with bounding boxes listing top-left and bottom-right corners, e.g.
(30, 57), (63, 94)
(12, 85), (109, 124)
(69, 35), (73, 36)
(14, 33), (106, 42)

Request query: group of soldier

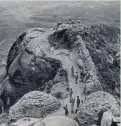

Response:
(71, 66), (92, 84)
(64, 88), (83, 116)
(63, 66), (92, 116)
(0, 65), (92, 118)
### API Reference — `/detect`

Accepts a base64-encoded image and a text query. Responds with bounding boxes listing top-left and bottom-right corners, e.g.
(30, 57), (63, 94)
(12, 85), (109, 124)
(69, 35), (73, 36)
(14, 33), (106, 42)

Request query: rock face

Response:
(34, 115), (79, 126)
(9, 91), (60, 120)
(4, 28), (62, 102)
(80, 24), (120, 95)
(0, 19), (119, 107)
(75, 91), (120, 126)
(49, 21), (120, 98)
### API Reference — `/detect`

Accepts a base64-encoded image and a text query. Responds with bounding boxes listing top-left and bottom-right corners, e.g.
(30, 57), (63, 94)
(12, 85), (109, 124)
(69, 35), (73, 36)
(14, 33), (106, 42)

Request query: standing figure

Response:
(75, 72), (78, 84)
(69, 88), (73, 102)
(71, 97), (75, 113)
(65, 71), (69, 83)
(66, 84), (69, 92)
(77, 96), (80, 108)
(97, 105), (108, 126)
(101, 104), (113, 126)
(71, 66), (74, 77)
(63, 105), (69, 116)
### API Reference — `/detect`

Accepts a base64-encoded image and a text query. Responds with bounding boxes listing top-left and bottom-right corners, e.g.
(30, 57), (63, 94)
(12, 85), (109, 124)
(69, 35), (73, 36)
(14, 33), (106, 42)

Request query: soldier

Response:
(77, 96), (80, 108)
(65, 72), (69, 83)
(64, 105), (69, 116)
(71, 97), (75, 113)
(75, 72), (78, 84)
(101, 104), (113, 126)
(69, 88), (73, 102)
(66, 83), (69, 92)
(97, 105), (108, 126)
(71, 66), (74, 77)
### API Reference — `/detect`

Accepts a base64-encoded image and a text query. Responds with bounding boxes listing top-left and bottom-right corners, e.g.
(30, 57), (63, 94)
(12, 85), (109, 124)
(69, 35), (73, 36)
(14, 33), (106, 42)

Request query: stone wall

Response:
(75, 35), (102, 95)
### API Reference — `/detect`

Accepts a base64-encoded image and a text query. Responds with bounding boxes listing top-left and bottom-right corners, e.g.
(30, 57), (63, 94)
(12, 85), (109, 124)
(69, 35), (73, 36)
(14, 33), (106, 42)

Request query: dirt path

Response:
(49, 49), (85, 117)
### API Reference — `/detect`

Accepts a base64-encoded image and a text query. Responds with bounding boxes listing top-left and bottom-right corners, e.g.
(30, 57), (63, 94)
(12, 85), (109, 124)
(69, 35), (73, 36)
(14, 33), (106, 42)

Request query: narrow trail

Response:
(49, 49), (85, 117)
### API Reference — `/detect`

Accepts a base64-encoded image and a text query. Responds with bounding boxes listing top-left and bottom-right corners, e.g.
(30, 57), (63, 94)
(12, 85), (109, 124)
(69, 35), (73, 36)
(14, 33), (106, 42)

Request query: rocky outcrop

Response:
(0, 19), (119, 109)
(51, 21), (120, 98)
(48, 28), (77, 50)
(3, 28), (62, 103)
(75, 91), (120, 126)
(56, 19), (86, 32)
(51, 82), (69, 99)
(34, 115), (79, 126)
(79, 24), (120, 96)
(9, 91), (60, 120)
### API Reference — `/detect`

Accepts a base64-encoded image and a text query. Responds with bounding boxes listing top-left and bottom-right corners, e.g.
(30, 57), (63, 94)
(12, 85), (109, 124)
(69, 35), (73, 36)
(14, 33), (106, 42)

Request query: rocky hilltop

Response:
(0, 19), (120, 126)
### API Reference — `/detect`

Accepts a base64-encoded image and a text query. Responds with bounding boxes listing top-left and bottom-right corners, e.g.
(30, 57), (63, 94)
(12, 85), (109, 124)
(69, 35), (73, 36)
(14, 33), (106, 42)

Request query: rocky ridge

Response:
(55, 20), (120, 97)
(0, 19), (120, 126)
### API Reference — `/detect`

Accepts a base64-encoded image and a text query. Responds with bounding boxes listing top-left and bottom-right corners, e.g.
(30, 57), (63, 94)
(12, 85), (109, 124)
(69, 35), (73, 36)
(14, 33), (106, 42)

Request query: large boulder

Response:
(9, 118), (42, 126)
(51, 82), (69, 99)
(5, 28), (62, 101)
(34, 115), (79, 126)
(0, 113), (9, 125)
(5, 116), (79, 126)
(9, 91), (60, 120)
(75, 91), (120, 126)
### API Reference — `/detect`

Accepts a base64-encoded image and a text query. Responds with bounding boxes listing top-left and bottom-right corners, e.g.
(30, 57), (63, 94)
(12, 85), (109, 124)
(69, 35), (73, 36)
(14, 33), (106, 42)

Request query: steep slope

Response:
(50, 21), (120, 98)
(79, 24), (120, 95)
(0, 20), (119, 124)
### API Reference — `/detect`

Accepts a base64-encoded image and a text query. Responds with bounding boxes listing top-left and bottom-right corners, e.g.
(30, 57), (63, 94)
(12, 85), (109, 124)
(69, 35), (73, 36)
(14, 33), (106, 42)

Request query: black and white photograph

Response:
(0, 0), (120, 126)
